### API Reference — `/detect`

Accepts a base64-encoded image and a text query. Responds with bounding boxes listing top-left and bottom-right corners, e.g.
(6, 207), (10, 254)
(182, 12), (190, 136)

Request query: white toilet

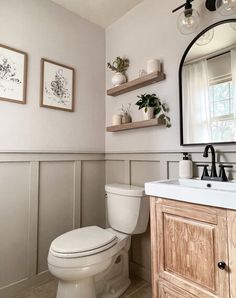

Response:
(48, 184), (149, 298)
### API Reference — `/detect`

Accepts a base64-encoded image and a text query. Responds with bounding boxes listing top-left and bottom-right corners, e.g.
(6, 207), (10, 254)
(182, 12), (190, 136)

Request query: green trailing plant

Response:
(107, 57), (129, 74)
(136, 93), (171, 128)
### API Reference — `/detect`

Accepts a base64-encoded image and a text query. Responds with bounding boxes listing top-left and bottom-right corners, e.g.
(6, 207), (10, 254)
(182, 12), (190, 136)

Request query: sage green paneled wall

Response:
(0, 153), (105, 298)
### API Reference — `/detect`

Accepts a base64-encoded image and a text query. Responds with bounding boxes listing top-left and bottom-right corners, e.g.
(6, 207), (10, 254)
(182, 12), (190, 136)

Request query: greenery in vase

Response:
(136, 93), (171, 128)
(121, 103), (131, 115)
(107, 57), (129, 74)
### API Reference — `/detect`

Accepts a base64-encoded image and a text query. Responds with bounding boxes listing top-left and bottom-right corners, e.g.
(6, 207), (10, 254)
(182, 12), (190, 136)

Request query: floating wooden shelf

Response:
(106, 118), (166, 132)
(107, 71), (166, 97)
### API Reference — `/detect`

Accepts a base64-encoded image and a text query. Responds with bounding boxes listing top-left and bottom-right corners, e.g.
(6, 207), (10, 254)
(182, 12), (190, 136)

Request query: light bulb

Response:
(196, 29), (214, 46)
(216, 0), (236, 15)
(177, 8), (200, 35)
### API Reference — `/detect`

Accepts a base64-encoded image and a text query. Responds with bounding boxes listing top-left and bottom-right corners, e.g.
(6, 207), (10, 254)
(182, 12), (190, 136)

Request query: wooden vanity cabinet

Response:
(150, 197), (236, 298)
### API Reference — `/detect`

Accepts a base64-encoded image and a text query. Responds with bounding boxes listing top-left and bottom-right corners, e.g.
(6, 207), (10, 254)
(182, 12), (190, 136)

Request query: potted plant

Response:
(107, 57), (129, 86)
(136, 93), (171, 127)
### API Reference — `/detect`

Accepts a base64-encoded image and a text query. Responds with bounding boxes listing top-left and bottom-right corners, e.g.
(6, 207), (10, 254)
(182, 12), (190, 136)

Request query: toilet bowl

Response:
(48, 184), (149, 298)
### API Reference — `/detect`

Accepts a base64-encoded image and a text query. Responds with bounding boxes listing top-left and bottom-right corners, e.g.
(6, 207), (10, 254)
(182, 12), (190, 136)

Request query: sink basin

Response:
(145, 179), (236, 210)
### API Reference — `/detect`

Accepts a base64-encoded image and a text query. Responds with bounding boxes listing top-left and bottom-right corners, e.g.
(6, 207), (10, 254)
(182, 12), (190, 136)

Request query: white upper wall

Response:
(105, 0), (236, 152)
(0, 0), (105, 152)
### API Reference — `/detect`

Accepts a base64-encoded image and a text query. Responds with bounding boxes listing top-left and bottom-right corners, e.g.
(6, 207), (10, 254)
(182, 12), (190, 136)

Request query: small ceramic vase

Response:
(112, 114), (122, 125)
(112, 72), (126, 86)
(121, 113), (132, 124)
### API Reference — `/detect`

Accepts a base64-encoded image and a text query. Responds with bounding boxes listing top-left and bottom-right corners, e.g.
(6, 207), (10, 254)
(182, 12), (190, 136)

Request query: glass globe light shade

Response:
(196, 29), (214, 46)
(177, 8), (200, 35)
(230, 22), (236, 30)
(216, 0), (236, 15)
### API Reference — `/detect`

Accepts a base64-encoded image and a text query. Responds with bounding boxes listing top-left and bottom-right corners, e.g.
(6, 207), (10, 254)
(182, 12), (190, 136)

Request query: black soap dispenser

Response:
(179, 152), (193, 179)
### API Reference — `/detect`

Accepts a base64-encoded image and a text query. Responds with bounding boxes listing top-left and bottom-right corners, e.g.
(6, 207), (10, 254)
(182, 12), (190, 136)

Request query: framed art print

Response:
(40, 58), (75, 111)
(0, 44), (27, 104)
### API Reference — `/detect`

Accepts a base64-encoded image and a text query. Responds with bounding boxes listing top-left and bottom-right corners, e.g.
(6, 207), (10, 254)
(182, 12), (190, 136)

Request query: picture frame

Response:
(40, 58), (75, 112)
(0, 44), (27, 104)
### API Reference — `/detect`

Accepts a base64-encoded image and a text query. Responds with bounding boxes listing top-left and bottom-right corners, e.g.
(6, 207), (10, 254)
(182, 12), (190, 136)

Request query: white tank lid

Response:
(105, 184), (145, 197)
(50, 226), (117, 255)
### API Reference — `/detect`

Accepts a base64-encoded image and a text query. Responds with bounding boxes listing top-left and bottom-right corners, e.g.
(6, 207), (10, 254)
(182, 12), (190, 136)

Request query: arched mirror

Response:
(179, 19), (236, 145)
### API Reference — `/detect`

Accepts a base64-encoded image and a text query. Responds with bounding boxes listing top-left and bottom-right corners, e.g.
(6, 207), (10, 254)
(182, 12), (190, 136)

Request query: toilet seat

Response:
(48, 228), (130, 269)
(50, 226), (118, 258)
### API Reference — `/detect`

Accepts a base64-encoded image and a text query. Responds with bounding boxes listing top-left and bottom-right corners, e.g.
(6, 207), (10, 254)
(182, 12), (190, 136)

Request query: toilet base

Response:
(98, 277), (130, 298)
(57, 277), (96, 298)
(95, 235), (131, 298)
(50, 230), (131, 298)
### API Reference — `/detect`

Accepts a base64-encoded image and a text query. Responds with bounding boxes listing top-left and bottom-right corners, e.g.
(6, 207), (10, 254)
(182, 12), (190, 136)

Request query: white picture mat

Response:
(43, 61), (73, 110)
(0, 47), (25, 101)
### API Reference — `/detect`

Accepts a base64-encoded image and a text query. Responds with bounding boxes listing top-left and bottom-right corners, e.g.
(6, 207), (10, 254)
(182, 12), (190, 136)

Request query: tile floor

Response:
(15, 276), (151, 298)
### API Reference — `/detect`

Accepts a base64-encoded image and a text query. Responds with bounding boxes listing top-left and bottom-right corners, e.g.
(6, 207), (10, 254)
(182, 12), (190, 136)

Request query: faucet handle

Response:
(197, 164), (209, 180)
(219, 165), (233, 182)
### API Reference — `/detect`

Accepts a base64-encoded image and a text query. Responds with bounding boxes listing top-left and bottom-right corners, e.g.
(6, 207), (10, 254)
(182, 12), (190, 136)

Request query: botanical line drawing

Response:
(44, 69), (71, 106)
(41, 59), (74, 111)
(0, 55), (22, 93)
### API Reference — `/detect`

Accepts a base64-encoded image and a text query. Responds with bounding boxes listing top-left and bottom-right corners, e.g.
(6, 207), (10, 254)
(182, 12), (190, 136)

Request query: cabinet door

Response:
(150, 197), (229, 298)
(159, 280), (197, 298)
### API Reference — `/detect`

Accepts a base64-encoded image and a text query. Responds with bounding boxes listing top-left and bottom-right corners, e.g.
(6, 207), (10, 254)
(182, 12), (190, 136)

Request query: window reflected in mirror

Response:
(180, 21), (236, 145)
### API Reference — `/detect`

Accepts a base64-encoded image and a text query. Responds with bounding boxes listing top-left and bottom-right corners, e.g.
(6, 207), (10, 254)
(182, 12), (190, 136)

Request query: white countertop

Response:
(145, 179), (236, 210)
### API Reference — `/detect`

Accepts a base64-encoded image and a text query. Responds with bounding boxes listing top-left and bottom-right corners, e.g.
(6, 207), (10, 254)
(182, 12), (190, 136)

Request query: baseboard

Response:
(129, 261), (151, 283)
(0, 271), (53, 298)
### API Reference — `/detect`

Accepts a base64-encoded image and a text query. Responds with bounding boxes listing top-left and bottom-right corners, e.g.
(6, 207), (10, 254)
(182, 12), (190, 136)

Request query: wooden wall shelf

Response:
(107, 71), (166, 97)
(106, 118), (165, 132)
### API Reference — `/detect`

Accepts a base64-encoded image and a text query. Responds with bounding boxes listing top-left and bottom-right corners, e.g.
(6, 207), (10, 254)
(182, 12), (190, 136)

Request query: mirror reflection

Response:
(181, 21), (236, 145)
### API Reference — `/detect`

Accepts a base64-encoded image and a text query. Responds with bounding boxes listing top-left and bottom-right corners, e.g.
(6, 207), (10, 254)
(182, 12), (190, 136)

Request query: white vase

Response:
(121, 113), (132, 124)
(111, 72), (126, 86)
(112, 114), (122, 125)
(143, 107), (154, 120)
(147, 59), (161, 74)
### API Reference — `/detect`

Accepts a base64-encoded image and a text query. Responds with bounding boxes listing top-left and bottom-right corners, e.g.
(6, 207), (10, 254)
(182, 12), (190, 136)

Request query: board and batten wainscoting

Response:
(105, 150), (236, 283)
(0, 151), (105, 298)
(1, 150), (236, 297)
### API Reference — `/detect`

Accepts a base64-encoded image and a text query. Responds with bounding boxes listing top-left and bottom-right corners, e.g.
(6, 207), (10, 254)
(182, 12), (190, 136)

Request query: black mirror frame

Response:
(179, 18), (236, 146)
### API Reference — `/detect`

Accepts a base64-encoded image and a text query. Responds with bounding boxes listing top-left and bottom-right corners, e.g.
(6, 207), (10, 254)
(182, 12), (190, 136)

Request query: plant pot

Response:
(111, 72), (126, 86)
(121, 113), (132, 124)
(143, 107), (154, 120)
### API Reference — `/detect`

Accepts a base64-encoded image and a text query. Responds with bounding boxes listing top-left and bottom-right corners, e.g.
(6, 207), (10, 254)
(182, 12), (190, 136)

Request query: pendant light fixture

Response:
(173, 0), (200, 35)
(173, 0), (236, 35)
(215, 0), (236, 15)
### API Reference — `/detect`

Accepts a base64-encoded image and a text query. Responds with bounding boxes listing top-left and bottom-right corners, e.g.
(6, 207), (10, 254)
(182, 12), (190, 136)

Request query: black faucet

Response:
(203, 144), (217, 178)
(198, 144), (233, 182)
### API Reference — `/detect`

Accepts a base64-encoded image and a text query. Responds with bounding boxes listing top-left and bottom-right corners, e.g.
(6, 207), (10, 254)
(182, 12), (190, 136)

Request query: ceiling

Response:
(51, 0), (144, 28)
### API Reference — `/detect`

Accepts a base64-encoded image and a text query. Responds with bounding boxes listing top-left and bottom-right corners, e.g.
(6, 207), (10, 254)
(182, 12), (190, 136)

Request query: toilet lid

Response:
(50, 226), (117, 257)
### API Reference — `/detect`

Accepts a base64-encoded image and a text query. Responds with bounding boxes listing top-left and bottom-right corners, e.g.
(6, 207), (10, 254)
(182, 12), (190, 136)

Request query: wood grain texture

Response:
(107, 71), (166, 96)
(106, 118), (165, 132)
(227, 210), (236, 298)
(159, 280), (197, 298)
(150, 197), (158, 298)
(152, 197), (229, 298)
(157, 198), (227, 217)
(163, 213), (215, 291)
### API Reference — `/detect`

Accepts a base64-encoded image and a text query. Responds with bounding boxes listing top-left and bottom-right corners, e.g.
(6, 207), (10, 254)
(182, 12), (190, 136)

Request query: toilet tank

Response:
(105, 184), (149, 234)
